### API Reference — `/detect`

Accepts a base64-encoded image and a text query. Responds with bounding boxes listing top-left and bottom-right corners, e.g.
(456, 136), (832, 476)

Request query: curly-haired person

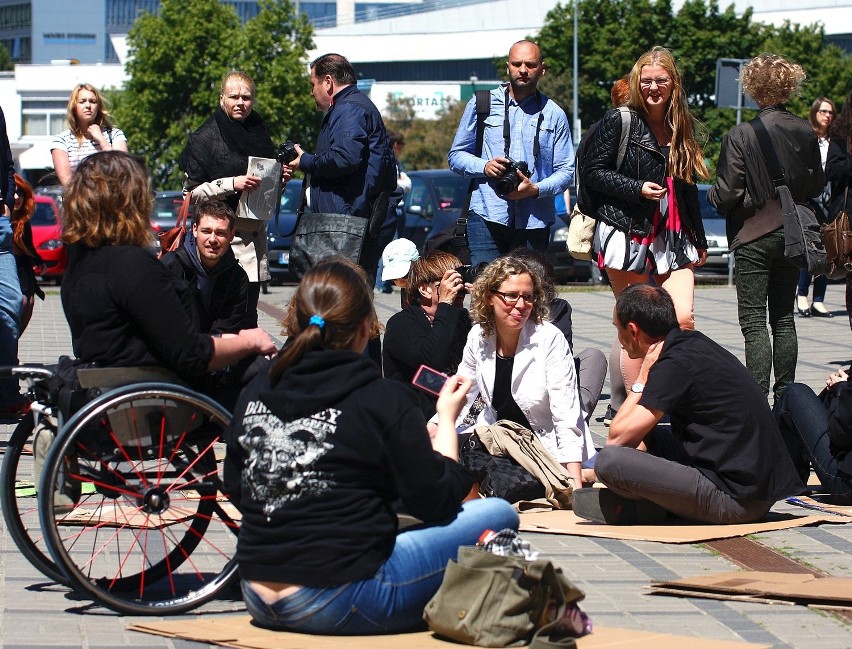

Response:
(708, 54), (824, 401)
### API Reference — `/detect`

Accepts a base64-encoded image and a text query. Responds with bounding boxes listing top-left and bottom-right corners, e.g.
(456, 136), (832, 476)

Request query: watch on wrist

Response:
(630, 382), (645, 394)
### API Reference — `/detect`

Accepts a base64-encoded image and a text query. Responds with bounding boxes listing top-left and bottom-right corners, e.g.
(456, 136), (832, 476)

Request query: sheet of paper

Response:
(237, 156), (281, 221)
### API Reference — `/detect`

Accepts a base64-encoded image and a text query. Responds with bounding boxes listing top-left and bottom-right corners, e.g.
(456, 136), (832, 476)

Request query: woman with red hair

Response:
(10, 174), (44, 334)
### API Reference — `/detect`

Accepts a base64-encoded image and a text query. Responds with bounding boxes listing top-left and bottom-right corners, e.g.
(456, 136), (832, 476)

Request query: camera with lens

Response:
(494, 158), (531, 196)
(455, 262), (487, 285)
(276, 141), (298, 165)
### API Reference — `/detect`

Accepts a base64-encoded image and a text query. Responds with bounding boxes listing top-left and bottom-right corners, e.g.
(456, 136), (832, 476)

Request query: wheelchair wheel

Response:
(38, 383), (241, 615)
(0, 412), (66, 583)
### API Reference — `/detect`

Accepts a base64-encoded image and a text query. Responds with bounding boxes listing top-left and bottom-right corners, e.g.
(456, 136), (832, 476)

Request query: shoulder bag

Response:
(750, 117), (828, 276)
(423, 545), (588, 648)
(289, 190), (388, 278)
(460, 431), (545, 503)
(567, 106), (631, 260)
(157, 194), (191, 260)
(820, 187), (852, 279)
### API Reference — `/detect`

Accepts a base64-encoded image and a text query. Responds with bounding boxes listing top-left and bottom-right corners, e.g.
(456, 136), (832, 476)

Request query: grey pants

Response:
(595, 440), (772, 524)
(575, 347), (607, 422)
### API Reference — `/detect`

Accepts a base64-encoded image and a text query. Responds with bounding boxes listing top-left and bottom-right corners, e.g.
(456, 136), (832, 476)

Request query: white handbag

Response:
(566, 204), (596, 261)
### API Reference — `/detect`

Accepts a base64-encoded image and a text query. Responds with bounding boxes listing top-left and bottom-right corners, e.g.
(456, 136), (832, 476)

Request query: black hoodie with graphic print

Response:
(223, 348), (474, 587)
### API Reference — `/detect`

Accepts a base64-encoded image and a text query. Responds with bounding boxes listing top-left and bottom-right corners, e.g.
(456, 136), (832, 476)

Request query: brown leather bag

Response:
(156, 194), (191, 260)
(821, 187), (852, 279)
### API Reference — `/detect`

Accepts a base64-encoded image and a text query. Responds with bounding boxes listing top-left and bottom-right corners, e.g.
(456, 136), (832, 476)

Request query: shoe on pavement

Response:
(796, 295), (810, 316)
(602, 404), (616, 427)
(810, 302), (833, 318)
(573, 488), (669, 525)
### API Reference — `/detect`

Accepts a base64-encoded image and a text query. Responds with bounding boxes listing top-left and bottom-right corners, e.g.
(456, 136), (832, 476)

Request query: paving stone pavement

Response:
(0, 282), (850, 648)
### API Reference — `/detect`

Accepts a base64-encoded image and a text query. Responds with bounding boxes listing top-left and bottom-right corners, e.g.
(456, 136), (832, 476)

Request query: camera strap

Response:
(503, 87), (543, 170)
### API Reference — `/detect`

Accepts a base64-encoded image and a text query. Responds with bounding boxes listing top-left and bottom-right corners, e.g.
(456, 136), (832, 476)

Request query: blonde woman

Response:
(582, 46), (708, 423)
(709, 54), (823, 400)
(51, 83), (128, 185)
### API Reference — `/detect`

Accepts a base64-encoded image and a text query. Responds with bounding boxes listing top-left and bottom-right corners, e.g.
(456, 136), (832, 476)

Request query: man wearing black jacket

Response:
(161, 199), (249, 335)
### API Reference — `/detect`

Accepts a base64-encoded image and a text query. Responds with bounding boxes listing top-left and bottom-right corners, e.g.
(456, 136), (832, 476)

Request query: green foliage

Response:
(383, 95), (467, 171)
(536, 0), (852, 179)
(0, 43), (12, 71)
(115, 0), (315, 188)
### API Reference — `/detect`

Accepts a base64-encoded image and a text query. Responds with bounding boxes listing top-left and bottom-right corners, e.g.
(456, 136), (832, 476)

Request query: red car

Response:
(30, 195), (66, 282)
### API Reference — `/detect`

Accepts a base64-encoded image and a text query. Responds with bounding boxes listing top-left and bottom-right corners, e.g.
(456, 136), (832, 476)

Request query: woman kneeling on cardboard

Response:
(223, 258), (518, 634)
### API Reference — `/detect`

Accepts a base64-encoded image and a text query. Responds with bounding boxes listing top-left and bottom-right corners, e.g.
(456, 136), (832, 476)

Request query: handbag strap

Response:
(750, 117), (787, 189)
(176, 193), (191, 230)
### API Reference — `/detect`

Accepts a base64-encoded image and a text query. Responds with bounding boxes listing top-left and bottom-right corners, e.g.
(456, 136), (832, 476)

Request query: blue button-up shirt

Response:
(448, 84), (574, 229)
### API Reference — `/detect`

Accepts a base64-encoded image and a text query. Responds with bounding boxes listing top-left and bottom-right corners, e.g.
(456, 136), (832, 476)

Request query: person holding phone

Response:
(448, 256), (595, 486)
(383, 251), (472, 418)
(224, 258), (517, 634)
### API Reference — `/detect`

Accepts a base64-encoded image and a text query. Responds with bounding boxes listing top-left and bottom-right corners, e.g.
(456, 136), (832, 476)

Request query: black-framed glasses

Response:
(492, 289), (534, 306)
(818, 109), (835, 115)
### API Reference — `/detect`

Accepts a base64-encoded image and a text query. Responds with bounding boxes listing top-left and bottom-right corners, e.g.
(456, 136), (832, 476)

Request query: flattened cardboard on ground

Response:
(786, 495), (852, 518)
(518, 509), (836, 543)
(650, 571), (852, 608)
(128, 617), (770, 648)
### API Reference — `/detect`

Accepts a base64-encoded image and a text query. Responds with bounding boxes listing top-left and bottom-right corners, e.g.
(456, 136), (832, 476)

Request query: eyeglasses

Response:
(492, 289), (534, 306)
(639, 77), (671, 88)
(818, 109), (835, 115)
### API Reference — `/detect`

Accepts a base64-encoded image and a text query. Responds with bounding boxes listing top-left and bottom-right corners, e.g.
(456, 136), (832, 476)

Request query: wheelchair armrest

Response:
(76, 366), (187, 389)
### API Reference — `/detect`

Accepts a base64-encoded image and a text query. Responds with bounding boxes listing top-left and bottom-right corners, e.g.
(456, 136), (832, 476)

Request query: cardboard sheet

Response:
(650, 571), (852, 608)
(785, 495), (852, 518)
(129, 616), (770, 648)
(518, 509), (837, 544)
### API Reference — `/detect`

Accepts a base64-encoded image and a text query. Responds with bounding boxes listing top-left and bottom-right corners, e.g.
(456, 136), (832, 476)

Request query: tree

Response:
(0, 43), (12, 71)
(537, 0), (852, 177)
(115, 0), (315, 188)
(383, 96), (467, 171)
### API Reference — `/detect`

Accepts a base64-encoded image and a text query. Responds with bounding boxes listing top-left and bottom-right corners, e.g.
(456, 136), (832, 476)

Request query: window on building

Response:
(0, 3), (31, 31)
(21, 101), (67, 138)
(105, 0), (159, 30)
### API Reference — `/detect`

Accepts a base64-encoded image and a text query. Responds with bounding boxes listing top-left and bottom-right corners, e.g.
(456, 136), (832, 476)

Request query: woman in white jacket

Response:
(456, 256), (595, 485)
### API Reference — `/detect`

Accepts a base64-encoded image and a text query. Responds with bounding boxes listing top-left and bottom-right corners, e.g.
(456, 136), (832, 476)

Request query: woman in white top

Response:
(51, 84), (128, 185)
(453, 256), (595, 486)
(796, 96), (837, 318)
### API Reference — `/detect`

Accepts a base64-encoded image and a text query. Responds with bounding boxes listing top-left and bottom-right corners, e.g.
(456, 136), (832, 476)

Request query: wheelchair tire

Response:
(38, 383), (241, 615)
(0, 413), (67, 583)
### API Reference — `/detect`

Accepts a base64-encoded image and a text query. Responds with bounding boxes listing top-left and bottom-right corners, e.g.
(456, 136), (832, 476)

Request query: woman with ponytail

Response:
(224, 258), (517, 635)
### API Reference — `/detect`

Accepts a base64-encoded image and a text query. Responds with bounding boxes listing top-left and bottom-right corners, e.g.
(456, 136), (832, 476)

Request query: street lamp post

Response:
(572, 0), (580, 145)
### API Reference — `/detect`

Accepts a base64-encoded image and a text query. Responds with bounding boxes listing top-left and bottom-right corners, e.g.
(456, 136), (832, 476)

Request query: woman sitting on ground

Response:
(451, 256), (596, 486)
(60, 151), (275, 383)
(775, 372), (852, 503)
(510, 247), (608, 422)
(224, 258), (517, 634)
(382, 250), (472, 418)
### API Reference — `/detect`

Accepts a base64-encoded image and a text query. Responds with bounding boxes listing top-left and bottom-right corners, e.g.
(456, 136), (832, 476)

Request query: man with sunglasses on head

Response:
(448, 40), (574, 266)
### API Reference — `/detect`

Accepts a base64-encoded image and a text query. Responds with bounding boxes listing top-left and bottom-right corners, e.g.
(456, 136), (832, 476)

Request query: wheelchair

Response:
(0, 364), (241, 615)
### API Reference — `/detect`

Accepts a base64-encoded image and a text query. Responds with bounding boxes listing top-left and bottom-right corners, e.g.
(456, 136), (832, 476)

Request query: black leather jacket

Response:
(825, 137), (852, 220)
(582, 108), (706, 249)
(708, 105), (823, 242)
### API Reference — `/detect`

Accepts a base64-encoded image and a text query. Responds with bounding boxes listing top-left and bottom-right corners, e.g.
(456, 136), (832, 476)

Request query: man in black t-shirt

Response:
(574, 284), (803, 525)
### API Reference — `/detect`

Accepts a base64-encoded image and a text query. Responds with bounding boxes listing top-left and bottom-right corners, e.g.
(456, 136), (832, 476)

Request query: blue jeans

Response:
(241, 498), (519, 634)
(796, 269), (827, 302)
(467, 212), (550, 267)
(0, 226), (22, 405)
(775, 383), (852, 502)
(733, 230), (798, 400)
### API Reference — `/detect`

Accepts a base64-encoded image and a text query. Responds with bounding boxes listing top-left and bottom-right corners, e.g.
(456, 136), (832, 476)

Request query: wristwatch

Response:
(630, 382), (645, 394)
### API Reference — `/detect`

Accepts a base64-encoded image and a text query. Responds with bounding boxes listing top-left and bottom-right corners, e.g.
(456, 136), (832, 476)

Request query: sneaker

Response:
(602, 404), (616, 427)
(573, 488), (669, 525)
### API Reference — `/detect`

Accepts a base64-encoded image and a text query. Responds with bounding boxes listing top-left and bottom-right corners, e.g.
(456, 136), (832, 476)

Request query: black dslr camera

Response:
(276, 141), (298, 165)
(455, 262), (487, 285)
(494, 158), (531, 197)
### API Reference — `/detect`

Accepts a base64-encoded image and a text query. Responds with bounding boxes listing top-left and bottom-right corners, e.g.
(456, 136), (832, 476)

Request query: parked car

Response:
(150, 190), (187, 245)
(30, 195), (66, 282)
(399, 169), (469, 252)
(266, 179), (302, 284)
(697, 183), (731, 272)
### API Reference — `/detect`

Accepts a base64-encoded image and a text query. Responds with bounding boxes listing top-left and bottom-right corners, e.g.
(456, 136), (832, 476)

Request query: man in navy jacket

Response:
(291, 53), (396, 284)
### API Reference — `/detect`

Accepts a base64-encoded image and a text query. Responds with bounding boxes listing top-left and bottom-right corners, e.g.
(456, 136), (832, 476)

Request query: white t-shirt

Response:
(50, 126), (127, 172)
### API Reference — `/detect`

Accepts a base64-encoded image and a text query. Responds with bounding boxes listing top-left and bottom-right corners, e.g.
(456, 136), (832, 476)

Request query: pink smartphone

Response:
(411, 365), (449, 396)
